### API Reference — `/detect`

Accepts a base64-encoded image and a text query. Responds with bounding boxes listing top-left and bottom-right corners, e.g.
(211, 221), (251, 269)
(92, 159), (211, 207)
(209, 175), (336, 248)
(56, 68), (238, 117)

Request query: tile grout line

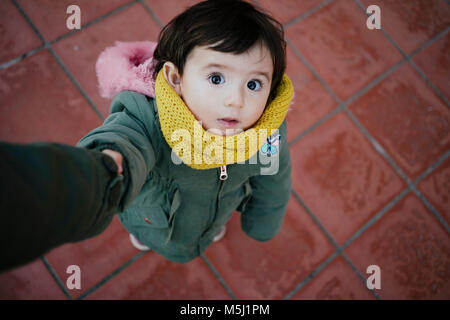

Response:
(288, 189), (383, 299)
(343, 109), (412, 184)
(0, 46), (45, 70)
(200, 254), (238, 300)
(339, 252), (381, 299)
(287, 106), (342, 147)
(353, 0), (449, 107)
(286, 56), (407, 148)
(49, 49), (105, 120)
(11, 0), (47, 44)
(11, 0), (105, 122)
(283, 251), (339, 299)
(408, 26), (449, 60)
(3, 0), (138, 70)
(286, 37), (343, 104)
(413, 150), (450, 185)
(283, 0), (336, 30)
(342, 109), (450, 253)
(76, 251), (147, 300)
(138, 0), (165, 29)
(284, 190), (343, 298)
(40, 256), (73, 300)
(49, 0), (139, 46)
(253, 0), (335, 31)
(282, 190), (342, 299)
(341, 187), (412, 251)
(410, 187), (450, 233)
(287, 186), (413, 299)
(291, 190), (341, 249)
(409, 151), (450, 233)
(409, 59), (450, 106)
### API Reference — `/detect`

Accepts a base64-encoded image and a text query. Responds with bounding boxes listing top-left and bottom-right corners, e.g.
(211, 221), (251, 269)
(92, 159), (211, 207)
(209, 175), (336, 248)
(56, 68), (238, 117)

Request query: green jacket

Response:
(78, 91), (292, 263)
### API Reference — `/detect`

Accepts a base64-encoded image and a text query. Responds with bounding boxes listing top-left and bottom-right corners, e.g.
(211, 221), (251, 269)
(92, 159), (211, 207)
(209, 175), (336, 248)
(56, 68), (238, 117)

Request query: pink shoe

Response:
(129, 234), (151, 251)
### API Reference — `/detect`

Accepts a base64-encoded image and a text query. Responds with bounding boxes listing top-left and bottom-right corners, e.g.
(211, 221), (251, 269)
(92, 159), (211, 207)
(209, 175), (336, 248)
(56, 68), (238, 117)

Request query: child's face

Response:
(164, 43), (273, 136)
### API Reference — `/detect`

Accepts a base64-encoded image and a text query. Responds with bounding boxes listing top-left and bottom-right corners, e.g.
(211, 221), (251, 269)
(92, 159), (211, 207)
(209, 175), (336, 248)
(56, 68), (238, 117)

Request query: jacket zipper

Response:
(219, 165), (228, 181)
(209, 165), (228, 229)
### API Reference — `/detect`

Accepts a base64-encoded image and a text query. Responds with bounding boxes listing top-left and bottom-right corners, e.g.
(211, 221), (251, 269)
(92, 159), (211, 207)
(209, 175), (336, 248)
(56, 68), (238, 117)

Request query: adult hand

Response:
(102, 149), (123, 175)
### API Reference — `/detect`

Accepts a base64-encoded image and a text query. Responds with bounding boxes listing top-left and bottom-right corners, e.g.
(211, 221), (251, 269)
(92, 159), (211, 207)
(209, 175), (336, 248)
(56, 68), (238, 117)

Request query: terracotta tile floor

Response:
(0, 0), (448, 300)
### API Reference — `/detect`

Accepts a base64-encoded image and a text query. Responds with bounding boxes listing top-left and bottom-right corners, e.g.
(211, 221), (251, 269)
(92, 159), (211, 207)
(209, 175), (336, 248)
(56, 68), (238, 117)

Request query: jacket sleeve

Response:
(77, 91), (156, 213)
(0, 141), (124, 273)
(240, 120), (292, 241)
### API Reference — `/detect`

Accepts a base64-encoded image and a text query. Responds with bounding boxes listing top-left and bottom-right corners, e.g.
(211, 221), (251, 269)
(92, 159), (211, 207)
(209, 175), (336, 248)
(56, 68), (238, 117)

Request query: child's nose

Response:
(224, 85), (245, 109)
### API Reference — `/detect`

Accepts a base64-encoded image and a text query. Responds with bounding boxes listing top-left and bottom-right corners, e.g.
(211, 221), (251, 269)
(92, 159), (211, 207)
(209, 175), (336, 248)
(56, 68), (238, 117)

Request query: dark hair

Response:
(152, 0), (286, 101)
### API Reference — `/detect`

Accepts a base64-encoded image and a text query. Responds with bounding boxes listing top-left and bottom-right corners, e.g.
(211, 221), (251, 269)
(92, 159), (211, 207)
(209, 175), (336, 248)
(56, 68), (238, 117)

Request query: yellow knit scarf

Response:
(154, 69), (294, 169)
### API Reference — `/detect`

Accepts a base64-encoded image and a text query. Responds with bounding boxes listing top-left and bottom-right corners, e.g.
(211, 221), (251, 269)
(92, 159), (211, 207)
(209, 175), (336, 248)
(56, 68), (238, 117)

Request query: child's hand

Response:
(102, 149), (123, 175)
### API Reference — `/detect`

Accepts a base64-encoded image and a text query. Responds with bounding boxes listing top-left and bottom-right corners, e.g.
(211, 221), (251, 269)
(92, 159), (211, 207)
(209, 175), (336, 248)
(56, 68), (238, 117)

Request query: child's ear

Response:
(163, 62), (182, 95)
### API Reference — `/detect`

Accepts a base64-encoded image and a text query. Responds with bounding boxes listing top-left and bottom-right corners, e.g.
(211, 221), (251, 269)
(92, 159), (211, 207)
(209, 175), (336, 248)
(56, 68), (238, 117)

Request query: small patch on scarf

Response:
(260, 133), (281, 157)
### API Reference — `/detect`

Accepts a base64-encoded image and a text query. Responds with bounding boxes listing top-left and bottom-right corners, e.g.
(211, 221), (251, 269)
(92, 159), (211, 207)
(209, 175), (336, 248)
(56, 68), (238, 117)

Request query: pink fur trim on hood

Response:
(96, 41), (157, 99)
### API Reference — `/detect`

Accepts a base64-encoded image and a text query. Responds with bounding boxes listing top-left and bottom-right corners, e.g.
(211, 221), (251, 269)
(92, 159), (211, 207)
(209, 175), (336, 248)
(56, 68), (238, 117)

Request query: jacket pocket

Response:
(136, 189), (181, 230)
(134, 188), (181, 245)
(137, 206), (169, 228)
(236, 180), (252, 214)
(165, 189), (181, 244)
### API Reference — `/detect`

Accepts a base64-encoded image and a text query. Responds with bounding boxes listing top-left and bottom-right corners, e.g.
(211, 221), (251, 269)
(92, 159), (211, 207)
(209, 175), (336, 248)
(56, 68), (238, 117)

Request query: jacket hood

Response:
(96, 41), (158, 99)
(95, 40), (295, 108)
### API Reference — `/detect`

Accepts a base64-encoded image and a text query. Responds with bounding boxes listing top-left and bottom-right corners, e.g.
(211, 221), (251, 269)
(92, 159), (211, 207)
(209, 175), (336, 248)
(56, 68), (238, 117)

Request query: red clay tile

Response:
(417, 157), (450, 225)
(44, 216), (138, 299)
(413, 31), (450, 101)
(291, 255), (375, 299)
(359, 0), (450, 55)
(290, 112), (405, 245)
(286, 0), (402, 102)
(204, 196), (335, 299)
(257, 0), (324, 25)
(0, 49), (102, 144)
(0, 259), (66, 299)
(144, 0), (202, 25)
(345, 194), (450, 299)
(17, 0), (131, 42)
(52, 3), (161, 118)
(0, 0), (42, 65)
(87, 251), (230, 299)
(285, 46), (337, 143)
(348, 63), (450, 180)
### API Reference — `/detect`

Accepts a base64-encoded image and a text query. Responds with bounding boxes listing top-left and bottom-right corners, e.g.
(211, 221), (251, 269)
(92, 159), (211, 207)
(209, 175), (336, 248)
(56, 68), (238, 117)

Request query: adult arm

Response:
(0, 141), (124, 273)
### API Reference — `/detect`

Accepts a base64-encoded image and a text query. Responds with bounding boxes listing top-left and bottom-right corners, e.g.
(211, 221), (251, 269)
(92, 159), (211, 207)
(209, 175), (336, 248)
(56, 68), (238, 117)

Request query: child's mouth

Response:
(217, 118), (239, 128)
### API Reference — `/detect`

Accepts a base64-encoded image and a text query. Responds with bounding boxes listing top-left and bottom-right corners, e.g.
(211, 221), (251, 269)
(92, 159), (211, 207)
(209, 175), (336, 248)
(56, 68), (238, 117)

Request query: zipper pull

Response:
(219, 165), (228, 180)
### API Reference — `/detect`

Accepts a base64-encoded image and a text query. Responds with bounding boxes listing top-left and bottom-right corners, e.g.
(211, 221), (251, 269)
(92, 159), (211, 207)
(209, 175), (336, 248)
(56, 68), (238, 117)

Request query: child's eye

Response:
(208, 74), (225, 85)
(247, 80), (262, 91)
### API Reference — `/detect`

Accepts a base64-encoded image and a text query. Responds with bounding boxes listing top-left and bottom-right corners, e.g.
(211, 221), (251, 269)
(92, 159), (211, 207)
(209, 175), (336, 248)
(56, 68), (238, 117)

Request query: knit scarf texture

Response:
(154, 69), (294, 170)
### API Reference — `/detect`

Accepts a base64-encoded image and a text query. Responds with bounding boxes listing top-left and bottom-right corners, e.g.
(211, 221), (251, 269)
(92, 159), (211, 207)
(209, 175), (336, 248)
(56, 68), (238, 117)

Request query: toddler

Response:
(78, 0), (294, 263)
